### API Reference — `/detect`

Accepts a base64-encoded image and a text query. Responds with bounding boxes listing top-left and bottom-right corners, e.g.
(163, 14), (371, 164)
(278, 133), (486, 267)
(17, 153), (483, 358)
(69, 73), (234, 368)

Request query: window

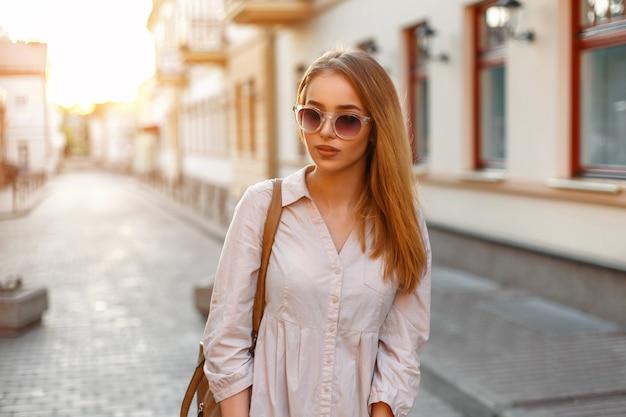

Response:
(235, 79), (257, 155)
(404, 23), (431, 163)
(472, 1), (508, 170)
(15, 95), (27, 106)
(235, 83), (243, 152)
(247, 80), (256, 154)
(574, 0), (626, 178)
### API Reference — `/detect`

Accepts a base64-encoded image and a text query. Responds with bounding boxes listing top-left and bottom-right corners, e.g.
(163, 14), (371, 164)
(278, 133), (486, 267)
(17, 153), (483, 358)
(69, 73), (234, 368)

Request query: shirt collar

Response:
(281, 165), (315, 207)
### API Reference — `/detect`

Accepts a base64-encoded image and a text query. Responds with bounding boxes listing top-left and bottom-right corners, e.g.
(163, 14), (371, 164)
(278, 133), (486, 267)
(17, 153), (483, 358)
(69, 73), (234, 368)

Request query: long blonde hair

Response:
(296, 47), (428, 292)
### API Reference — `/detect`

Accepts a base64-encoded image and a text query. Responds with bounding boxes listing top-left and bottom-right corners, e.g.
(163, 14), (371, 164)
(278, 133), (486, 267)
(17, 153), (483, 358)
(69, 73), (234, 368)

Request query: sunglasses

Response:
(293, 105), (371, 140)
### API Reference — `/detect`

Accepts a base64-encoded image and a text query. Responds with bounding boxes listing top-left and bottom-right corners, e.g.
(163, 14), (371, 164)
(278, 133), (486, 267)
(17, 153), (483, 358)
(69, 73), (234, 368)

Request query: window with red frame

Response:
(404, 22), (431, 164)
(573, 0), (626, 178)
(472, 1), (509, 170)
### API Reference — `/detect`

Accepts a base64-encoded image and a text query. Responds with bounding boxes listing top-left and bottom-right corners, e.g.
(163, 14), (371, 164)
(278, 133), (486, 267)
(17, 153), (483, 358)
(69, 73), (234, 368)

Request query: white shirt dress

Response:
(203, 166), (431, 417)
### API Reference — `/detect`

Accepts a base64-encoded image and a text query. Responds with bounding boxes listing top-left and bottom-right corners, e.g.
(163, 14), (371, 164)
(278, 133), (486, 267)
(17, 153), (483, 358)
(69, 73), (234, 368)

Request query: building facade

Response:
(0, 39), (60, 175)
(87, 102), (139, 172)
(143, 0), (626, 324)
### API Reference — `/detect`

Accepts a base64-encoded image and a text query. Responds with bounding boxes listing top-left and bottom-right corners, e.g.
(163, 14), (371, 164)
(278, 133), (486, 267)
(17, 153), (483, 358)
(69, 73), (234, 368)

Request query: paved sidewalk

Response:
(0, 186), (11, 214)
(0, 176), (49, 220)
(420, 268), (626, 417)
(1, 170), (625, 417)
(0, 171), (224, 417)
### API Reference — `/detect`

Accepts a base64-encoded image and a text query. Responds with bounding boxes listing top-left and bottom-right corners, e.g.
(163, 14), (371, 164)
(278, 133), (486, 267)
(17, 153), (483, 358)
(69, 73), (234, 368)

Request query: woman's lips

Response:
(316, 145), (340, 157)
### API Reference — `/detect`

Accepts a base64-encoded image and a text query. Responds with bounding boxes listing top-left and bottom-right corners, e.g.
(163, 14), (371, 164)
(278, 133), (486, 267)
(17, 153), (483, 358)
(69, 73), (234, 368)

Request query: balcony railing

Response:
(224, 0), (313, 25)
(179, 18), (227, 65)
(155, 52), (188, 86)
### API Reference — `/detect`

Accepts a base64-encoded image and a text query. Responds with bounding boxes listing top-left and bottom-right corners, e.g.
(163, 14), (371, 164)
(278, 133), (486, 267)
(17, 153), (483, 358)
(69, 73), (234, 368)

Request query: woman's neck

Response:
(305, 166), (364, 252)
(305, 166), (364, 211)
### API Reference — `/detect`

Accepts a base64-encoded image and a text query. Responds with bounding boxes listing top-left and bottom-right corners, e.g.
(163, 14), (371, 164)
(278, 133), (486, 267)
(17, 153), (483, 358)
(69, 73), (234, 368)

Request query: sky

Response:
(0, 0), (155, 110)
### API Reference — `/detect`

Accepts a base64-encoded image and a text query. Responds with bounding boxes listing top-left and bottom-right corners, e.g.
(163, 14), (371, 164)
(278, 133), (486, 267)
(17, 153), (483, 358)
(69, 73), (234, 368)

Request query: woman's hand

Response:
(218, 387), (251, 417)
(371, 401), (394, 417)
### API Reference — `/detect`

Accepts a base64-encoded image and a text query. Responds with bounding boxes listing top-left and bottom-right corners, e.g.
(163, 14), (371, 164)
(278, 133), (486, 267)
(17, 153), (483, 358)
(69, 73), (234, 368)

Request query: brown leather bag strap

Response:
(180, 344), (210, 417)
(250, 178), (283, 356)
(181, 179), (283, 417)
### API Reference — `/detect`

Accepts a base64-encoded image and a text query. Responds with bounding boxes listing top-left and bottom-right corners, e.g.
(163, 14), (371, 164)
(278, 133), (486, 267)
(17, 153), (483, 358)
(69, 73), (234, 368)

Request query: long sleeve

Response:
(202, 180), (273, 402)
(368, 210), (432, 417)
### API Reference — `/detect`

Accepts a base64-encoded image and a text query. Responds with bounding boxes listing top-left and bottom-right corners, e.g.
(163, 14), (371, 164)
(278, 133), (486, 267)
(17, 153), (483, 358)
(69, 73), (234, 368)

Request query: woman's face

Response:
(301, 72), (372, 176)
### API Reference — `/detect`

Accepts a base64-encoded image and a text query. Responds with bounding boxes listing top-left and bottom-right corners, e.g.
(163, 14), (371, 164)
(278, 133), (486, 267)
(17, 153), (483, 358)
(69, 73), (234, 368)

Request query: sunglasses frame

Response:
(293, 105), (371, 140)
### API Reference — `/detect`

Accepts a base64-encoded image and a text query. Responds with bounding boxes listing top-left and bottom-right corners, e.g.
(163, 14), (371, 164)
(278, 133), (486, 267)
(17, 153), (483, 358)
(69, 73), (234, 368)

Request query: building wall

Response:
(227, 31), (277, 197)
(267, 0), (626, 272)
(144, 0), (626, 321)
(421, 184), (626, 269)
(87, 102), (138, 171)
(0, 75), (49, 173)
(265, 0), (626, 322)
(0, 40), (52, 174)
(180, 67), (231, 186)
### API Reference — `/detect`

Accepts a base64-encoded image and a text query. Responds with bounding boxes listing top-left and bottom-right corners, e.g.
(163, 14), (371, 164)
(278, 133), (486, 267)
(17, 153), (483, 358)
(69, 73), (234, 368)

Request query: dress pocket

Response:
(363, 261), (397, 295)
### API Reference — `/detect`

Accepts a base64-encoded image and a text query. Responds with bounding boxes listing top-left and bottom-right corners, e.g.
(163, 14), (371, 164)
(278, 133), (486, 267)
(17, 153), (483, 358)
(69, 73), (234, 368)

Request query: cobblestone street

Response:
(0, 171), (223, 416)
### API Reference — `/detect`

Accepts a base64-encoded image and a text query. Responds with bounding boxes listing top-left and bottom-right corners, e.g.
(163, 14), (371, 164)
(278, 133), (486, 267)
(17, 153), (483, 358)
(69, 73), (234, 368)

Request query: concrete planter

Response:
(0, 286), (48, 336)
(194, 273), (215, 318)
(194, 285), (213, 318)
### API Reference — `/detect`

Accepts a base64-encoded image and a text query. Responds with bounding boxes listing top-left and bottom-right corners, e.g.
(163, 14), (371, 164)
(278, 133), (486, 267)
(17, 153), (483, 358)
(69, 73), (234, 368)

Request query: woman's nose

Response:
(319, 116), (336, 138)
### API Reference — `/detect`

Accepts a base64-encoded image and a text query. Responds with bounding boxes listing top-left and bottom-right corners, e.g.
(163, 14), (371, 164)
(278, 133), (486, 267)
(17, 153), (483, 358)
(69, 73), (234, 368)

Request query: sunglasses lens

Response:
(335, 115), (362, 138)
(295, 106), (366, 139)
(298, 108), (321, 132)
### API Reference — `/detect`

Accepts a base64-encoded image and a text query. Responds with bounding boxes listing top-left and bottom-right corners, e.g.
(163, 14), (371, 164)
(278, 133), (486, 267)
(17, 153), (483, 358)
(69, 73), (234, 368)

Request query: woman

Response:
(203, 47), (431, 417)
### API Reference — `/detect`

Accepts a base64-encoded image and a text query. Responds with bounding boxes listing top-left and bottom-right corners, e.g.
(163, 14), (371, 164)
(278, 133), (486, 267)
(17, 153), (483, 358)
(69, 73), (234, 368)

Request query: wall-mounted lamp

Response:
(415, 23), (449, 63)
(358, 39), (379, 55)
(496, 0), (535, 42)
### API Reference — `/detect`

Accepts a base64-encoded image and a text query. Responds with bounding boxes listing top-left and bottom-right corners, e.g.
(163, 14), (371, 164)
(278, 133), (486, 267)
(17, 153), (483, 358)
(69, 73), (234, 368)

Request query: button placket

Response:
(319, 261), (343, 415)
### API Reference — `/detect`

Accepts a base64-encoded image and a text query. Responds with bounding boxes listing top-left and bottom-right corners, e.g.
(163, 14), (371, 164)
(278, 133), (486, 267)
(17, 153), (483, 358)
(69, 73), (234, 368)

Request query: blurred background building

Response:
(1, 0), (623, 325)
(139, 0), (626, 323)
(0, 39), (63, 177)
(139, 0), (626, 326)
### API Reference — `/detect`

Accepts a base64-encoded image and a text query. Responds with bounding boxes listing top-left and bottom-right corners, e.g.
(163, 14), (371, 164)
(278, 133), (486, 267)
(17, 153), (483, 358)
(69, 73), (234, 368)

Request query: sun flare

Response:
(0, 0), (155, 109)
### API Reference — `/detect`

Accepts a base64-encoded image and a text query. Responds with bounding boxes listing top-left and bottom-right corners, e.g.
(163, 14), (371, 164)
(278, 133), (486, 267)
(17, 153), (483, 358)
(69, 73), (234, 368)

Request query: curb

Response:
(0, 189), (51, 221)
(421, 356), (509, 417)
